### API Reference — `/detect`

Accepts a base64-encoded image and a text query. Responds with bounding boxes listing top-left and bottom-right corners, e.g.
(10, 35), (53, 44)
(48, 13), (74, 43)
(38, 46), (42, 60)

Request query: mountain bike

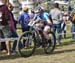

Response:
(18, 21), (56, 57)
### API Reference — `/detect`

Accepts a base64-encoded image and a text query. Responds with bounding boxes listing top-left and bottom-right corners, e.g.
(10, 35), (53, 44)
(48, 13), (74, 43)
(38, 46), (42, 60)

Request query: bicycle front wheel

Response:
(44, 31), (56, 54)
(18, 31), (36, 57)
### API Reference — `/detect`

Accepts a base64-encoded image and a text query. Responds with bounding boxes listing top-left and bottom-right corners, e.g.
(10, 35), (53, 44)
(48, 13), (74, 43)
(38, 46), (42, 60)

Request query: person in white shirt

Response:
(49, 3), (63, 45)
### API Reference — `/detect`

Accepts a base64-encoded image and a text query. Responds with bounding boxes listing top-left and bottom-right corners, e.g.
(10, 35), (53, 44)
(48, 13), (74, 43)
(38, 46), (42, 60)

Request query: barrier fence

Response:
(0, 23), (74, 42)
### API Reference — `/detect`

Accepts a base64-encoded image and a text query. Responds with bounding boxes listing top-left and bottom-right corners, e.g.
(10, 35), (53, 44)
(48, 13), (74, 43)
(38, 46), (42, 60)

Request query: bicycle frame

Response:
(28, 21), (47, 47)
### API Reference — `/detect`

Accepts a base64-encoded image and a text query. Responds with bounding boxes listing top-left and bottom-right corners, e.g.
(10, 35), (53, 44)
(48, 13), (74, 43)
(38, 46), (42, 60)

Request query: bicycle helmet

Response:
(34, 6), (44, 13)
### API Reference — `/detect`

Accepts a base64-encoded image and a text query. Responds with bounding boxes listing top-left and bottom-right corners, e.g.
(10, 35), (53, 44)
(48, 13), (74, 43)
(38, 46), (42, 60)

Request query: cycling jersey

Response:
(34, 12), (49, 22)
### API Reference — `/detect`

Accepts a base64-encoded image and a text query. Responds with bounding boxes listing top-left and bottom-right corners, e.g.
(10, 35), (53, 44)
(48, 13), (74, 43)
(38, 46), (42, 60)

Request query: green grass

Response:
(0, 35), (75, 63)
(0, 22), (75, 63)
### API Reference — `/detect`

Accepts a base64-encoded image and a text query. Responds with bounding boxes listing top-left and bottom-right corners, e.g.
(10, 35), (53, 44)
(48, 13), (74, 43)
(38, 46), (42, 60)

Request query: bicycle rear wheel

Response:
(18, 31), (36, 57)
(44, 31), (56, 54)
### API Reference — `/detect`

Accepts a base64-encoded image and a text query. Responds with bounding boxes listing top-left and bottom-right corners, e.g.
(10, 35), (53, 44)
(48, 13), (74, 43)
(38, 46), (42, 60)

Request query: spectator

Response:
(29, 10), (35, 19)
(0, 0), (12, 55)
(68, 6), (72, 12)
(18, 7), (30, 32)
(7, 3), (17, 53)
(61, 12), (68, 38)
(18, 7), (30, 46)
(7, 3), (23, 54)
(0, 0), (7, 53)
(70, 12), (75, 40)
(49, 3), (63, 45)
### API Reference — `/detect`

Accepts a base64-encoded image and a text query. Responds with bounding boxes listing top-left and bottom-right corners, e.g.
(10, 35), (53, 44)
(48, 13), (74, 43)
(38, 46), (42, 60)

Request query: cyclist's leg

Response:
(43, 25), (51, 40)
(35, 22), (44, 29)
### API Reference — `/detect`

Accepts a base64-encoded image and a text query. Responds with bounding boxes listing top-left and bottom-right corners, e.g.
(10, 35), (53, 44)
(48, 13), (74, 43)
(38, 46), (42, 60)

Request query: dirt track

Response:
(0, 42), (75, 63)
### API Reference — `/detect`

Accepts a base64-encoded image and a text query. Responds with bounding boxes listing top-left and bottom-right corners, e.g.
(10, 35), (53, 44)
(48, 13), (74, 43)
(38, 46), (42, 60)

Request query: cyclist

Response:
(33, 7), (52, 40)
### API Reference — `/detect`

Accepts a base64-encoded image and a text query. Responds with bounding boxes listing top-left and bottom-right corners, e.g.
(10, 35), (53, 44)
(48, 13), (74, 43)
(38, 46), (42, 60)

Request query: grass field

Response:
(0, 22), (75, 63)
(0, 40), (75, 63)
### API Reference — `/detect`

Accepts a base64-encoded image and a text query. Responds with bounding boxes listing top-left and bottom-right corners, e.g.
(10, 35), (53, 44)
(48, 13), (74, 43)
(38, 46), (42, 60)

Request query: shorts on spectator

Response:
(0, 26), (12, 38)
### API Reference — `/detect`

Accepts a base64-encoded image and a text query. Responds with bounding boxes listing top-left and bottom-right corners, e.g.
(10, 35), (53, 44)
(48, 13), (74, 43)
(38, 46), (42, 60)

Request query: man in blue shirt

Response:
(18, 7), (30, 47)
(18, 7), (30, 32)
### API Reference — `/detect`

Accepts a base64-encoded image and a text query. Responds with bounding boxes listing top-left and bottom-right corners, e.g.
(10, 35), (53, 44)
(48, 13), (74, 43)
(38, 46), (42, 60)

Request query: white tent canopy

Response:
(54, 1), (69, 5)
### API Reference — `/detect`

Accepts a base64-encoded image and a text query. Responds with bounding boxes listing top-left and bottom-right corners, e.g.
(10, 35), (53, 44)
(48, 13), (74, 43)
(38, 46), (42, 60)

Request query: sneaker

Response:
(7, 52), (11, 55)
(57, 42), (61, 45)
(12, 50), (17, 55)
(1, 50), (7, 53)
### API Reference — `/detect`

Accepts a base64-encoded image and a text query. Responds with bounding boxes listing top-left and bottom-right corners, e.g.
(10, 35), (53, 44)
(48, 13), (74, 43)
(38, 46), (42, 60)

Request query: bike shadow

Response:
(33, 48), (75, 56)
(33, 48), (45, 55)
(0, 48), (75, 59)
(53, 48), (75, 55)
(0, 41), (75, 59)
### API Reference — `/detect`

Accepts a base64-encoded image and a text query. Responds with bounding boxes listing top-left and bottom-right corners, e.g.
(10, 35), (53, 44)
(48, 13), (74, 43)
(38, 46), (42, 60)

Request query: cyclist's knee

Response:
(44, 25), (50, 34)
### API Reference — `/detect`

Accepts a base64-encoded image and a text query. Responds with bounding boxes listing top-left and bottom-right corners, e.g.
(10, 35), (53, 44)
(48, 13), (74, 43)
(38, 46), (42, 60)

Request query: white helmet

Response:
(34, 6), (44, 13)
